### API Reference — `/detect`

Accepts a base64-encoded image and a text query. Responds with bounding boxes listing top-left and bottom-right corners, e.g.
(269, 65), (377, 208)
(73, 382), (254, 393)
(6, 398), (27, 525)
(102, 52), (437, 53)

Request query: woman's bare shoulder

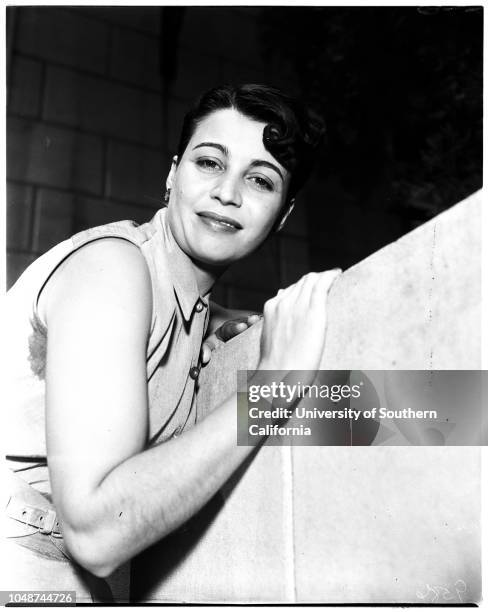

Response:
(66, 237), (148, 274)
(41, 237), (152, 326)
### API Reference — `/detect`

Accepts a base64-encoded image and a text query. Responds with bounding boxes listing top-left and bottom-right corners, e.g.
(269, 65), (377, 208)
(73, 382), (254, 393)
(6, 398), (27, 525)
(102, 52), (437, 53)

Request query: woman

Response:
(5, 84), (341, 599)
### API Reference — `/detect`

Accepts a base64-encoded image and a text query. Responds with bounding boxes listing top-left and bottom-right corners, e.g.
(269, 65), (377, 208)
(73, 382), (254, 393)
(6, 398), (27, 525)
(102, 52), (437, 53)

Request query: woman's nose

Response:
(210, 174), (242, 207)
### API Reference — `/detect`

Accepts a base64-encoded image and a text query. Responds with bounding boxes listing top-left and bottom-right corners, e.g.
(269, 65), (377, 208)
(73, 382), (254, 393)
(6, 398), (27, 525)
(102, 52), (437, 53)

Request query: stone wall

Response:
(6, 7), (165, 288)
(162, 7), (309, 309)
(131, 191), (481, 603)
(6, 7), (310, 310)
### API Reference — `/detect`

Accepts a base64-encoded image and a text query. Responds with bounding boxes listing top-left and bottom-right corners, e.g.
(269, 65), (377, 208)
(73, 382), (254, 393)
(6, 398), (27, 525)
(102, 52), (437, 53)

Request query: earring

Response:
(163, 188), (171, 205)
(275, 197), (296, 233)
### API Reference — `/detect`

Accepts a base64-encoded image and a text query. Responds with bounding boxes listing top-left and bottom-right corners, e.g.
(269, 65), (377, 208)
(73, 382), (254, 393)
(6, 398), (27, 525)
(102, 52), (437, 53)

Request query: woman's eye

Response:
(249, 176), (274, 192)
(196, 158), (222, 171)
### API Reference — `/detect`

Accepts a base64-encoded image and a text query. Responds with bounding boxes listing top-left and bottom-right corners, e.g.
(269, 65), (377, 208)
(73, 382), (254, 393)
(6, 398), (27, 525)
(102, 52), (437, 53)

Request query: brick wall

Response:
(163, 7), (310, 310)
(6, 6), (165, 288)
(6, 6), (311, 312)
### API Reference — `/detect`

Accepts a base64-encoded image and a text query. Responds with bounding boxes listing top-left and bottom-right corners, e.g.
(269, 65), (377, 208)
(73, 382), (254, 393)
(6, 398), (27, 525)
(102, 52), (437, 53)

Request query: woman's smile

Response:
(197, 210), (243, 233)
(165, 108), (291, 271)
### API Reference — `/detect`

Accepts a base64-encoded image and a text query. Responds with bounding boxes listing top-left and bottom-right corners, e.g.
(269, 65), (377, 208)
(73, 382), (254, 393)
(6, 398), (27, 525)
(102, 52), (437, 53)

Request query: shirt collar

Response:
(156, 208), (208, 322)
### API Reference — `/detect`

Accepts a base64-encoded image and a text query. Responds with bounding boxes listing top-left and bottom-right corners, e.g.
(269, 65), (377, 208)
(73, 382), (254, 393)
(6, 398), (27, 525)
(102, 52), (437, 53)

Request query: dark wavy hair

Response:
(176, 84), (325, 201)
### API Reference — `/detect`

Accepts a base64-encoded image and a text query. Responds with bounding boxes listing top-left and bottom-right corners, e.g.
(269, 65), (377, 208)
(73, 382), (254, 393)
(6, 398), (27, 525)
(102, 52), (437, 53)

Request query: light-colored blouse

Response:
(5, 207), (210, 493)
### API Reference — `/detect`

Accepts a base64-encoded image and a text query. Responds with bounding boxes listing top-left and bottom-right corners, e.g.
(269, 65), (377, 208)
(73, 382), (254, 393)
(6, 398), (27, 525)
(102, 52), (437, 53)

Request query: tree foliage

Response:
(259, 7), (482, 220)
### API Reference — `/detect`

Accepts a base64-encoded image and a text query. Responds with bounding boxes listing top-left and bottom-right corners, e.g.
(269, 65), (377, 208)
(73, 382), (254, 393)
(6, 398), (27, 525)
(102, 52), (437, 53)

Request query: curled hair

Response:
(176, 84), (325, 200)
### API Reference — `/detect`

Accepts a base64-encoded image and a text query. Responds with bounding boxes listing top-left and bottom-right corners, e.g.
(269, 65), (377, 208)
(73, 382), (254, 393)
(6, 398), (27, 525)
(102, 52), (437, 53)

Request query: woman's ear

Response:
(165, 155), (179, 191)
(275, 198), (295, 232)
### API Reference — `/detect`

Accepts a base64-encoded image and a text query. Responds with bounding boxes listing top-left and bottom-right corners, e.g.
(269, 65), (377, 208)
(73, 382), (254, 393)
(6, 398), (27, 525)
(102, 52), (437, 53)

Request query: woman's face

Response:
(166, 108), (291, 267)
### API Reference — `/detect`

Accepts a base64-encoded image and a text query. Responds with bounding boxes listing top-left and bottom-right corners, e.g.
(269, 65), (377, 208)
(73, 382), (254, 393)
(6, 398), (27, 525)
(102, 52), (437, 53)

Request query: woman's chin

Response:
(188, 238), (251, 269)
(191, 250), (239, 270)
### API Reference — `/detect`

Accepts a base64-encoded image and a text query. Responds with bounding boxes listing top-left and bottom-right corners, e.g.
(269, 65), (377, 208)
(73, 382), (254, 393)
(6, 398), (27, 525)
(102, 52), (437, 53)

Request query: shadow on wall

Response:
(130, 445), (263, 602)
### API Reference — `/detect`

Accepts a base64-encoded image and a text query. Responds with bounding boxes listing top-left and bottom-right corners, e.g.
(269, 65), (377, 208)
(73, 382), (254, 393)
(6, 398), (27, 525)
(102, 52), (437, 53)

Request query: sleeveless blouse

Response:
(5, 207), (210, 493)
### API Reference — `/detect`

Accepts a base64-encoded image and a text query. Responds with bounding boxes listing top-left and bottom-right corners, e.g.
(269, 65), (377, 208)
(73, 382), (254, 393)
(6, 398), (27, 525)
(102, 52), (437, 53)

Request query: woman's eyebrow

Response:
(192, 143), (284, 181)
(249, 160), (284, 181)
(193, 142), (229, 156)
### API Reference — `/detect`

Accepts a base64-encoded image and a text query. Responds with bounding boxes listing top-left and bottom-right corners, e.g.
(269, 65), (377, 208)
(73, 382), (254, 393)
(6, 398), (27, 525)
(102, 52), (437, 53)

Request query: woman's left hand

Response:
(201, 314), (262, 366)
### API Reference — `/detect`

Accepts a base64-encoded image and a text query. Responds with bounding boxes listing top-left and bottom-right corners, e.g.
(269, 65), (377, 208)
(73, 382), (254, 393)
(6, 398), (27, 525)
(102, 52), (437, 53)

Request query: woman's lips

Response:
(197, 211), (243, 232)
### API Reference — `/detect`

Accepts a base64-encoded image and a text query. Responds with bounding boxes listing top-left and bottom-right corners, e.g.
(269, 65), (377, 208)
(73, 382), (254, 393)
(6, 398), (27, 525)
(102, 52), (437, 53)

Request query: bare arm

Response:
(44, 240), (339, 577)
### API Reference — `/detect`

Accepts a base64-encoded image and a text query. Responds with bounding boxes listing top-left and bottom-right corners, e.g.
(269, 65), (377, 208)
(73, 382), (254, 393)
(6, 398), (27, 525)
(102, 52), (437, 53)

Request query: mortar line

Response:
(290, 446), (298, 602)
(282, 443), (297, 602)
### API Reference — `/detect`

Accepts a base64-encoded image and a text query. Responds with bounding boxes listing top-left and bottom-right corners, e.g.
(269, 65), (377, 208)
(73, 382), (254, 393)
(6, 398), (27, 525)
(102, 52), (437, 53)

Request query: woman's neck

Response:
(190, 258), (227, 298)
(162, 208), (228, 298)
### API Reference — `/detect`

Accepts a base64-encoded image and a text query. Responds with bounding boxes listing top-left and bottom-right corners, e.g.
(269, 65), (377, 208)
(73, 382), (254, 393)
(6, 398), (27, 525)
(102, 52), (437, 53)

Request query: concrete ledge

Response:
(133, 191), (482, 603)
(199, 190), (481, 392)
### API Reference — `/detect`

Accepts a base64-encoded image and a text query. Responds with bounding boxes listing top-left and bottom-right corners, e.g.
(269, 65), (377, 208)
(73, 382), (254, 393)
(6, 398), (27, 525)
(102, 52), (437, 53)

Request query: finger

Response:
(310, 268), (342, 305)
(247, 314), (261, 325)
(275, 273), (312, 303)
(318, 268), (342, 293)
(204, 333), (224, 352)
(201, 342), (212, 365)
(216, 320), (248, 342)
(286, 272), (319, 307)
(220, 321), (248, 341)
(233, 321), (248, 332)
(272, 288), (285, 303)
(269, 273), (315, 311)
(215, 319), (244, 341)
(286, 270), (340, 311)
